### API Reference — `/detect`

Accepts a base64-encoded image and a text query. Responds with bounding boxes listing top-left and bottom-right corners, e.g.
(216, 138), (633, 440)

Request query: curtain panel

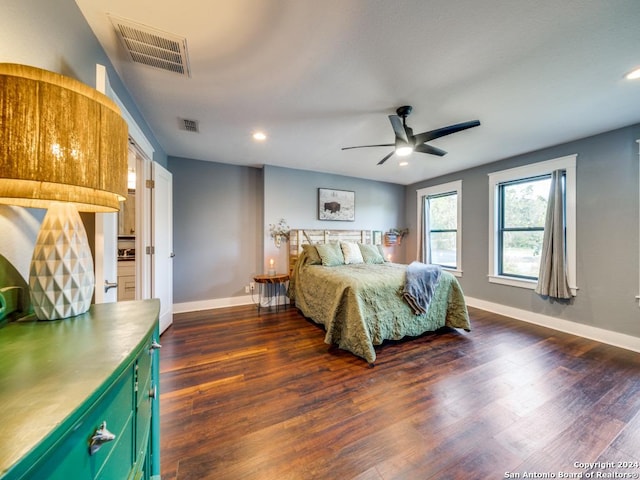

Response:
(535, 169), (571, 299)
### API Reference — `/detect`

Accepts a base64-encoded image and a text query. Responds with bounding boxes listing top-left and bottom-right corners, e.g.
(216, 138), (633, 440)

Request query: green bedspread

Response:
(288, 252), (470, 364)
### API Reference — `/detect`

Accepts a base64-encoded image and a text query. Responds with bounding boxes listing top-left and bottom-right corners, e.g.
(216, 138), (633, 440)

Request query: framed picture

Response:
(318, 188), (355, 221)
(373, 230), (382, 245)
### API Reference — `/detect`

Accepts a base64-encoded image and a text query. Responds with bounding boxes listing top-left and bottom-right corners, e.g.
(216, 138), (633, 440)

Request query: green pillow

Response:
(359, 243), (385, 264)
(301, 244), (322, 265)
(315, 243), (345, 266)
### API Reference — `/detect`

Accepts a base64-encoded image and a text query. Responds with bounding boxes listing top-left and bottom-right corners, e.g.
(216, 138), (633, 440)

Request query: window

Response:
(498, 175), (552, 279)
(428, 192), (458, 268)
(417, 180), (462, 275)
(488, 155), (576, 294)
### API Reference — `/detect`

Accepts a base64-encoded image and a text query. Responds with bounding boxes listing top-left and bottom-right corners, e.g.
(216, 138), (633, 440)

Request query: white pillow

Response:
(341, 242), (364, 264)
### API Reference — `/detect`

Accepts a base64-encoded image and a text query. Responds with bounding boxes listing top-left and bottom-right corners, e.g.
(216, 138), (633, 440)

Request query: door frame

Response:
(95, 64), (155, 302)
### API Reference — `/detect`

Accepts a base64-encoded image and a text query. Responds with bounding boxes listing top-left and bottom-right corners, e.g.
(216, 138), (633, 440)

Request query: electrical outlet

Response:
(245, 286), (250, 294)
(249, 282), (255, 290)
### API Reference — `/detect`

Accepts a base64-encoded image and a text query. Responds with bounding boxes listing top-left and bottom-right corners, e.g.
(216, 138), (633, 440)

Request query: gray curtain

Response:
(535, 170), (571, 299)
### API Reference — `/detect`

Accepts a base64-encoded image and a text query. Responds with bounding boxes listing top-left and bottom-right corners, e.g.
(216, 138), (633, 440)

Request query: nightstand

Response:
(253, 273), (289, 314)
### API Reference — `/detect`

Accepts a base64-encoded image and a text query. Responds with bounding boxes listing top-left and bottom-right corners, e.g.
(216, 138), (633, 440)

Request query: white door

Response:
(152, 162), (173, 333)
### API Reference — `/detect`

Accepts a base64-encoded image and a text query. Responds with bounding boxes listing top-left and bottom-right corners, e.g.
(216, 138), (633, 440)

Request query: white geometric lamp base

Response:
(29, 202), (95, 320)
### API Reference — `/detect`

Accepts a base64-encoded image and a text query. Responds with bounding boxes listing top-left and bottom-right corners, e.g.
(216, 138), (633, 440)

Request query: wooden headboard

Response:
(288, 229), (372, 273)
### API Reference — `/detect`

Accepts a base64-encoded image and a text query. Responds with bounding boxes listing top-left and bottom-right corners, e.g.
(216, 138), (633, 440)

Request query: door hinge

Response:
(146, 179), (155, 188)
(146, 246), (155, 255)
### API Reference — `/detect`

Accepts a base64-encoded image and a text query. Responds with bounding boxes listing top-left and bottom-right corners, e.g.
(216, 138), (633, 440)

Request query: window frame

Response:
(488, 155), (577, 294)
(416, 180), (462, 276)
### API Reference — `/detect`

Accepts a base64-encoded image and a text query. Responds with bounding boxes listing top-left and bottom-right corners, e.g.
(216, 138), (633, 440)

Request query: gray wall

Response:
(169, 157), (263, 302)
(168, 161), (407, 303)
(405, 124), (640, 338)
(263, 165), (407, 273)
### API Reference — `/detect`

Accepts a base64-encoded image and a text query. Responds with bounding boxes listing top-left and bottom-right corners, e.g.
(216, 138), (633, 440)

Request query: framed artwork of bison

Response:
(318, 188), (355, 221)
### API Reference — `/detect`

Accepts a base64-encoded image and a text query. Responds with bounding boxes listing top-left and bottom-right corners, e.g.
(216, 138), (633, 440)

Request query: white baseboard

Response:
(465, 296), (640, 354)
(173, 295), (254, 314)
(173, 295), (289, 315)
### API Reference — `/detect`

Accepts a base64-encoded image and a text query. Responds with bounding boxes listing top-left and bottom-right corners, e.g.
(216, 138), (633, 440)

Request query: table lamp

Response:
(0, 64), (128, 320)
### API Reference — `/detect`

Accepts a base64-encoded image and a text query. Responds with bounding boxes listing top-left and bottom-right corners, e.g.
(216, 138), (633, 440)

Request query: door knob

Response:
(104, 280), (118, 293)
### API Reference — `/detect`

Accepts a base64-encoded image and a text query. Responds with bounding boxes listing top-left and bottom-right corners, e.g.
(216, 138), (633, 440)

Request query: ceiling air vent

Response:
(109, 15), (191, 77)
(180, 118), (199, 133)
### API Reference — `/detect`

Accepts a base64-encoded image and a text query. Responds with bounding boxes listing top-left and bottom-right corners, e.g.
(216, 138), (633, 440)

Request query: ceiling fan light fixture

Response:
(395, 145), (413, 157)
(625, 67), (640, 80)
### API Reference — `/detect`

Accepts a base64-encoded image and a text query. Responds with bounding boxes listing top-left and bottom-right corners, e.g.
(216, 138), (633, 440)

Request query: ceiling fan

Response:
(342, 106), (480, 165)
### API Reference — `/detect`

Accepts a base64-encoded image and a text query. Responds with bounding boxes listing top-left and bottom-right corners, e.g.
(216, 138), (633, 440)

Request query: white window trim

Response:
(416, 180), (463, 276)
(488, 155), (577, 295)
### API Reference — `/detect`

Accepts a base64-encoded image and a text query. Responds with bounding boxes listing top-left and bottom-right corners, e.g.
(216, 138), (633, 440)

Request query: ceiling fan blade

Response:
(414, 143), (447, 157)
(377, 151), (395, 165)
(342, 143), (394, 150)
(388, 115), (408, 143)
(413, 120), (480, 145)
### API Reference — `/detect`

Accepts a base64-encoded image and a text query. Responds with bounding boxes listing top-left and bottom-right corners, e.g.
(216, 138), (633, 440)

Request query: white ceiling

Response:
(75, 0), (640, 185)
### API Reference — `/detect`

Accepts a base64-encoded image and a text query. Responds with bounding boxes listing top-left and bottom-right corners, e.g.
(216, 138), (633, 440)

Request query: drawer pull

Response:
(150, 340), (162, 350)
(89, 421), (116, 455)
(149, 385), (157, 399)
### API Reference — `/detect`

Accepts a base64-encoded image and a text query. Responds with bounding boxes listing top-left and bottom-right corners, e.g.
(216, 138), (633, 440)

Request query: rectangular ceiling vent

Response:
(180, 118), (199, 133)
(109, 15), (191, 77)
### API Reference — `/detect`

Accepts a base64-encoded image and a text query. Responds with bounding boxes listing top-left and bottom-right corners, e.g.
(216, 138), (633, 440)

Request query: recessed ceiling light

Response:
(625, 67), (640, 80)
(399, 160), (409, 167)
(252, 131), (267, 141)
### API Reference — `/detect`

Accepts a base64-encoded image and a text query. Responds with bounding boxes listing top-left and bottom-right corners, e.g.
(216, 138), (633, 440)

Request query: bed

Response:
(287, 229), (470, 365)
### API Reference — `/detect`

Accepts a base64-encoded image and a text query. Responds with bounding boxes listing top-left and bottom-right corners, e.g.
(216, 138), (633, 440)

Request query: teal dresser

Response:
(0, 299), (161, 480)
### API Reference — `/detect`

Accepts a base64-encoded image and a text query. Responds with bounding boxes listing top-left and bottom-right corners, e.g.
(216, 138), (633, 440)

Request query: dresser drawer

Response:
(23, 365), (135, 480)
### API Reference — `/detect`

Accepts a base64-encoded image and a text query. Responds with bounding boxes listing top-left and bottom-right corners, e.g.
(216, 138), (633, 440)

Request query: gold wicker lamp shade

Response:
(0, 63), (128, 320)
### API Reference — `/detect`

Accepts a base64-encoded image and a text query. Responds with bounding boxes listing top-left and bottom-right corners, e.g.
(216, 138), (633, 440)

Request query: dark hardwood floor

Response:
(159, 304), (640, 480)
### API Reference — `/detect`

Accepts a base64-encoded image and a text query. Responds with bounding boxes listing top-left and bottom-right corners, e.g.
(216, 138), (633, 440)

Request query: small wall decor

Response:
(318, 188), (355, 221)
(269, 218), (290, 248)
(384, 228), (408, 246)
(373, 230), (382, 245)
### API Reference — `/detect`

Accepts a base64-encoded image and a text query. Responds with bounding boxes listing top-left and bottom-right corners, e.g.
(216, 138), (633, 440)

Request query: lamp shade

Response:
(0, 63), (128, 212)
(0, 64), (129, 320)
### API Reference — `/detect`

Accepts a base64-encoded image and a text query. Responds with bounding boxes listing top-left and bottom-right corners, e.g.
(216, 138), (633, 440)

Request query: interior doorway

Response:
(116, 147), (137, 302)
(95, 64), (173, 334)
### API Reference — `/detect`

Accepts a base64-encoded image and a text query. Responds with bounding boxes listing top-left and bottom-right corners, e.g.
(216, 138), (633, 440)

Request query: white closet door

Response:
(152, 162), (173, 334)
